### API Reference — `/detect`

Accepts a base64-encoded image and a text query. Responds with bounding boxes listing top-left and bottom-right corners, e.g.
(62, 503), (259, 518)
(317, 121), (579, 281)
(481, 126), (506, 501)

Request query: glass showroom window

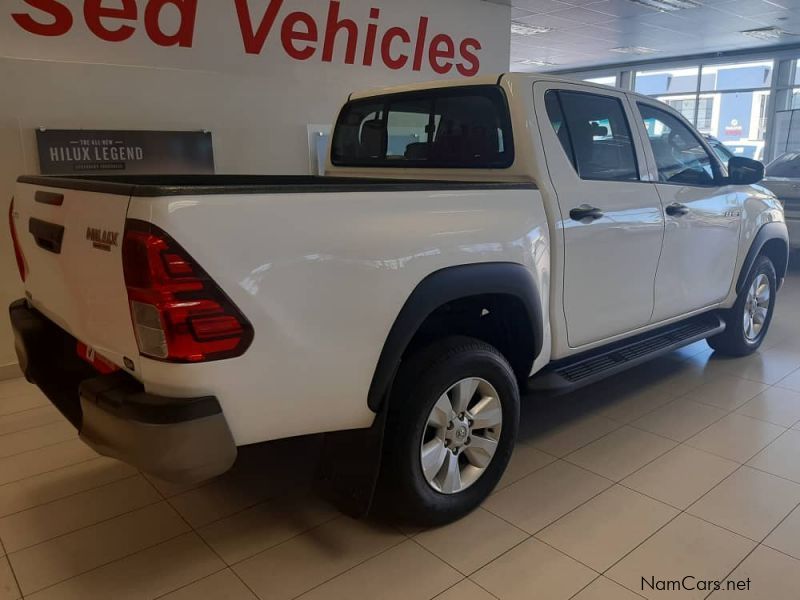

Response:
(701, 61), (773, 93)
(697, 61), (773, 162)
(635, 66), (699, 96)
(634, 60), (773, 161)
(584, 75), (617, 87)
(636, 66), (706, 130)
(789, 59), (800, 109)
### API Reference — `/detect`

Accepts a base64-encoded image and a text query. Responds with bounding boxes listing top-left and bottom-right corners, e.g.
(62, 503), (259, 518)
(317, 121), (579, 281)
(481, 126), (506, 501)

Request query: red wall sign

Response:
(11, 0), (483, 75)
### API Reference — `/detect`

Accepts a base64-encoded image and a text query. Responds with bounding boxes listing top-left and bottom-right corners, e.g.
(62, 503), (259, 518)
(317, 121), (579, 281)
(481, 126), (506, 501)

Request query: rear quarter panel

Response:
(127, 187), (549, 445)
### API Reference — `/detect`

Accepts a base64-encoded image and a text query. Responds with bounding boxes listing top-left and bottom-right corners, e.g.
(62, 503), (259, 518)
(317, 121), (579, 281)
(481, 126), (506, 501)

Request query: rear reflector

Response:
(122, 219), (253, 363)
(8, 198), (27, 282)
(76, 342), (120, 375)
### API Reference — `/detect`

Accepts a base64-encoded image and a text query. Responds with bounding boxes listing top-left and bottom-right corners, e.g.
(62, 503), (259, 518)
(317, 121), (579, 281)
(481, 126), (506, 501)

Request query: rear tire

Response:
(708, 255), (777, 357)
(378, 336), (519, 527)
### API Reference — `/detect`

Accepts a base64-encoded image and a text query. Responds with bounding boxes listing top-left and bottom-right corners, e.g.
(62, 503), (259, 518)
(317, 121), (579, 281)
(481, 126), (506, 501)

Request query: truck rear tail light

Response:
(8, 198), (27, 282)
(122, 219), (253, 363)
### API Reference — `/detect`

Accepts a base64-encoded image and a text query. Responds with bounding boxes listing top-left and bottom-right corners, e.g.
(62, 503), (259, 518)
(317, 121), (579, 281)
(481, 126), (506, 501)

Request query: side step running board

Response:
(529, 313), (725, 394)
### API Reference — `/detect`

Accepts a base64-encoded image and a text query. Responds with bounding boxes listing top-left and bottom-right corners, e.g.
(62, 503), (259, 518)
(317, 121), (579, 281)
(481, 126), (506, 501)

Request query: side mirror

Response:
(728, 156), (764, 185)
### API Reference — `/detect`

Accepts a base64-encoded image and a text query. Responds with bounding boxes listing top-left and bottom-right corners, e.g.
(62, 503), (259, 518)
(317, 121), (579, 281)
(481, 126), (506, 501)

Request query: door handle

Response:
(665, 203), (690, 217)
(569, 205), (604, 222)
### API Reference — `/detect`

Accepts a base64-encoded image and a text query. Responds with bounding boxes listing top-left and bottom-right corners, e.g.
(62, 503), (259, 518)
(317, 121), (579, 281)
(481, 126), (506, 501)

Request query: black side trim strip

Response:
(18, 175), (537, 197)
(736, 222), (790, 293)
(28, 218), (65, 254)
(35, 190), (64, 206)
(367, 262), (543, 412)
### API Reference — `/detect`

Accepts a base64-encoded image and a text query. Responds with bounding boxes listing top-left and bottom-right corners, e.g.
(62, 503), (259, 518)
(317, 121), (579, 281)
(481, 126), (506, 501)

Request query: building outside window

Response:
(696, 97), (714, 131)
(662, 96), (697, 123)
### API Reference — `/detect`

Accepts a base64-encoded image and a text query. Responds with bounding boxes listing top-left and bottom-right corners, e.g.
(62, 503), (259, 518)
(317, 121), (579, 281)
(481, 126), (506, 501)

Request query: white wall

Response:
(0, 0), (511, 371)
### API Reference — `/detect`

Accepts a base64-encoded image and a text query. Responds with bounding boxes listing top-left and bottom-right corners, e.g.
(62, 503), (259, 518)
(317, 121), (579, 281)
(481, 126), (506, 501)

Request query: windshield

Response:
(331, 85), (514, 169)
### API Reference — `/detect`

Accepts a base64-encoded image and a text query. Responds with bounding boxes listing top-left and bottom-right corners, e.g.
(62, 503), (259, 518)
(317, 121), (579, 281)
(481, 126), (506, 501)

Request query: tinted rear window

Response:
(331, 86), (514, 169)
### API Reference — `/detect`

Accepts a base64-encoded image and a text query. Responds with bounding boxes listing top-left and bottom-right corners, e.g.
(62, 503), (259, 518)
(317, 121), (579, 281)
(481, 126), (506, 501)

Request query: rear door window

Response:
(331, 86), (514, 168)
(545, 90), (640, 182)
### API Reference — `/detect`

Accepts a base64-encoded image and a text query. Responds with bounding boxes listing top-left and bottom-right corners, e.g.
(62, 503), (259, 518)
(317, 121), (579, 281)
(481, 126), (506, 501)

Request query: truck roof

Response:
(347, 72), (655, 104)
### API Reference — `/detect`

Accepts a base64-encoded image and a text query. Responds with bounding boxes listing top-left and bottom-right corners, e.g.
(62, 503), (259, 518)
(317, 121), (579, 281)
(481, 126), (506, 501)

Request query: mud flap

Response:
(314, 406), (388, 518)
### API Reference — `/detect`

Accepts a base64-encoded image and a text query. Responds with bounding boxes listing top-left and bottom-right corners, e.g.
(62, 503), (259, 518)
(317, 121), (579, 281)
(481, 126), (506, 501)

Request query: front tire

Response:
(708, 255), (777, 356)
(378, 336), (519, 527)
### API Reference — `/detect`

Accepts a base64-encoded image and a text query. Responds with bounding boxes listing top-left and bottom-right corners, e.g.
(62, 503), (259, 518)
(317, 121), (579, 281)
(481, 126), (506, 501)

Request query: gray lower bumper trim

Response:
(80, 397), (237, 483)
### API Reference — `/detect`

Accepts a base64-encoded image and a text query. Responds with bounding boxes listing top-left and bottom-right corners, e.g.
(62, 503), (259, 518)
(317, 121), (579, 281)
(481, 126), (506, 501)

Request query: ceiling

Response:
(502, 0), (800, 73)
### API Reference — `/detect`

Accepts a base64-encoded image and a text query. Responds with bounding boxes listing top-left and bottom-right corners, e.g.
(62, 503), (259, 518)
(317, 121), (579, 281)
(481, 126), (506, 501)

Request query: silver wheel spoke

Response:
(419, 377), (503, 495)
(450, 379), (479, 415)
(438, 451), (462, 493)
(468, 396), (502, 430)
(428, 394), (453, 429)
(744, 274), (772, 342)
(421, 439), (448, 481)
(465, 435), (498, 468)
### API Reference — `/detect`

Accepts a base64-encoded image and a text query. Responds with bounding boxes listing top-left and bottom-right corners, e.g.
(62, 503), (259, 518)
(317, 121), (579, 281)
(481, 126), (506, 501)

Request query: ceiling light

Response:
(740, 26), (792, 40)
(515, 58), (559, 67)
(609, 46), (659, 54)
(627, 0), (702, 12)
(510, 22), (553, 36)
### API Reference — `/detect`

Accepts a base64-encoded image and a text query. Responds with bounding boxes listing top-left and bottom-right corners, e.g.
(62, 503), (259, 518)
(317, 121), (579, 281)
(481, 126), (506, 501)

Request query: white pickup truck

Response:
(8, 74), (789, 525)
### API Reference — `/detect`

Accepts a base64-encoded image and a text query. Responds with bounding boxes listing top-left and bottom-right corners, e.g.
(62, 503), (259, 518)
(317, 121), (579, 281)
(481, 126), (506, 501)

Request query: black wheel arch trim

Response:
(367, 262), (543, 412)
(736, 222), (789, 294)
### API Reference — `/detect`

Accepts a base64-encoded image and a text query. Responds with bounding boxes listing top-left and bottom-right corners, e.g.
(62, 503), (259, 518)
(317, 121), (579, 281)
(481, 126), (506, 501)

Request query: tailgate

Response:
(12, 181), (139, 371)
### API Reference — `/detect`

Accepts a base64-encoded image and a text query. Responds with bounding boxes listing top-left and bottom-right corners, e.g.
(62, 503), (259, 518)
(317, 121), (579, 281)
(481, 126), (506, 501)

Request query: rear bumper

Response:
(9, 299), (236, 482)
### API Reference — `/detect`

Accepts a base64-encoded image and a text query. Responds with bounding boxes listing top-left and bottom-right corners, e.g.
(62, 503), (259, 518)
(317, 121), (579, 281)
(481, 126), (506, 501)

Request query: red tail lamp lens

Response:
(122, 219), (253, 363)
(8, 199), (27, 282)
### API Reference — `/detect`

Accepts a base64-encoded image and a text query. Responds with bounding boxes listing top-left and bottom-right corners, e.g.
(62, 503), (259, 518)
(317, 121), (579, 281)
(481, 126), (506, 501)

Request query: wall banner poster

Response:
(36, 129), (214, 175)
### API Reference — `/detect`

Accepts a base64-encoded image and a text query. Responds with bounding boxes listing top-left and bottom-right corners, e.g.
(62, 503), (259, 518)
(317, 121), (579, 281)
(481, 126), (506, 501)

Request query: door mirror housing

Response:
(727, 156), (764, 186)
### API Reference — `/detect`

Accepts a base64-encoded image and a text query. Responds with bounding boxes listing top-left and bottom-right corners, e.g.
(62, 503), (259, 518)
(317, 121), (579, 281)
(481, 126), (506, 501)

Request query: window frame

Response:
(330, 85), (515, 169)
(636, 100), (725, 188)
(545, 88), (642, 184)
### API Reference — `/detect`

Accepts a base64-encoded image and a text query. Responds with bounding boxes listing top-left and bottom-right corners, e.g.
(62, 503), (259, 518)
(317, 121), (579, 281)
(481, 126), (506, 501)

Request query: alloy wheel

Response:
(743, 273), (771, 342)
(419, 377), (503, 494)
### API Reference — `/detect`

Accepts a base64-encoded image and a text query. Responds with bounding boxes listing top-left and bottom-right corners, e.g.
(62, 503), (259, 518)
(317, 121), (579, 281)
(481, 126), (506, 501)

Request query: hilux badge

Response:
(86, 227), (119, 252)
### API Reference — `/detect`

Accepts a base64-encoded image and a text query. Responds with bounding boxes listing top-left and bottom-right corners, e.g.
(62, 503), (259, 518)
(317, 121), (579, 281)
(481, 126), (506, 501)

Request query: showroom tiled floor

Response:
(2, 267), (800, 599)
